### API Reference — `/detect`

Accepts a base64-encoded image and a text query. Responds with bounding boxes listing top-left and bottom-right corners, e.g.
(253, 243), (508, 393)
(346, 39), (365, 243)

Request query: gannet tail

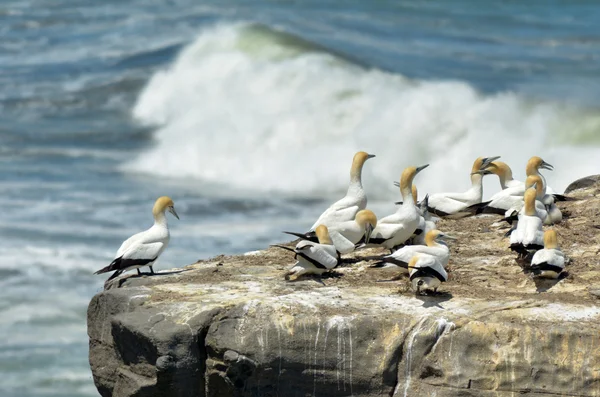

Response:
(463, 200), (500, 215)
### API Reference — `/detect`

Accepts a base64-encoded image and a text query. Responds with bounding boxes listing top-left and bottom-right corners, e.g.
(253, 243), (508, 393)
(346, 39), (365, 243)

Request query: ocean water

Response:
(1, 1), (600, 395)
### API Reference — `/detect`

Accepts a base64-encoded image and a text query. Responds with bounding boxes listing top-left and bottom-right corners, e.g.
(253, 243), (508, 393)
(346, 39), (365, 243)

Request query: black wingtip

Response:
(282, 231), (317, 242)
(271, 244), (296, 253)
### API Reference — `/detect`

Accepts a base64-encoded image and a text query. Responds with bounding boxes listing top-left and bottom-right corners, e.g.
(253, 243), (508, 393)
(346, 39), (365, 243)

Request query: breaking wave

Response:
(125, 22), (600, 196)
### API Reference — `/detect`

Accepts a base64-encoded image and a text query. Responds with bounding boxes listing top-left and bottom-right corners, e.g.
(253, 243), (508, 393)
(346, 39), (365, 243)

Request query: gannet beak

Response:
(480, 156), (501, 169)
(541, 160), (554, 171)
(530, 182), (538, 189)
(471, 169), (493, 176)
(415, 164), (429, 174)
(393, 181), (400, 188)
(364, 223), (374, 244)
(440, 234), (457, 241)
(394, 201), (403, 205)
(168, 206), (180, 220)
(367, 154), (376, 159)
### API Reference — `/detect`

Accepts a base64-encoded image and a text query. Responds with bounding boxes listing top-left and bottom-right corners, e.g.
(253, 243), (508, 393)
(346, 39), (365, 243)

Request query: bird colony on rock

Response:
(94, 152), (570, 294)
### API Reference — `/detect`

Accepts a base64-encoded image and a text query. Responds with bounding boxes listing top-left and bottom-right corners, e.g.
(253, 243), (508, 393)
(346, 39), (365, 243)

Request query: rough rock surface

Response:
(88, 177), (600, 397)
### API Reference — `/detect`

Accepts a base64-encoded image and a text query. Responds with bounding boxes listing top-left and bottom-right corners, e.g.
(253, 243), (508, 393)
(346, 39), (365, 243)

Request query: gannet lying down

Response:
(530, 229), (565, 279)
(285, 209), (377, 254)
(426, 156), (499, 217)
(408, 255), (448, 294)
(308, 151), (374, 231)
(94, 196), (179, 281)
(371, 230), (454, 274)
(509, 186), (544, 259)
(368, 165), (428, 250)
(273, 225), (339, 281)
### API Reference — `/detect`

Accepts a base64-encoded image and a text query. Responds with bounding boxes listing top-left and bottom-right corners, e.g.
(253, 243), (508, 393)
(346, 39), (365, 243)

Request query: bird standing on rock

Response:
(366, 165), (429, 250)
(94, 196), (179, 282)
(308, 151), (375, 232)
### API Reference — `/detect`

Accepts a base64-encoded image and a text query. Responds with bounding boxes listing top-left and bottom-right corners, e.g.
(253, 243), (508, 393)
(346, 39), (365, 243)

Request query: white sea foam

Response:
(125, 22), (600, 197)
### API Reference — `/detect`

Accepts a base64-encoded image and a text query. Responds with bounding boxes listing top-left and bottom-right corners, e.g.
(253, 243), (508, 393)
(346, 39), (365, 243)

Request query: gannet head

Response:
(473, 161), (513, 178)
(523, 186), (537, 216)
(471, 156), (501, 173)
(355, 209), (377, 244)
(399, 164), (429, 199)
(425, 230), (457, 246)
(152, 196), (180, 219)
(525, 174), (544, 198)
(315, 225), (333, 245)
(543, 229), (558, 249)
(526, 156), (553, 175)
(350, 151), (375, 180)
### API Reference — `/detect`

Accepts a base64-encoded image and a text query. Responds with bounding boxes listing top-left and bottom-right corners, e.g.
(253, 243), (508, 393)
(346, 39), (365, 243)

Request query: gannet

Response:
(273, 225), (339, 280)
(94, 196), (179, 281)
(285, 209), (377, 254)
(426, 156), (500, 217)
(308, 151), (374, 232)
(530, 229), (565, 279)
(408, 255), (448, 294)
(371, 230), (455, 273)
(509, 186), (544, 258)
(367, 165), (428, 250)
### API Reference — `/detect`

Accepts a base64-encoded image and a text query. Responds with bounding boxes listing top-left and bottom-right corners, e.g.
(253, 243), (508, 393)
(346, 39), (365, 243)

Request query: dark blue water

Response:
(1, 1), (599, 395)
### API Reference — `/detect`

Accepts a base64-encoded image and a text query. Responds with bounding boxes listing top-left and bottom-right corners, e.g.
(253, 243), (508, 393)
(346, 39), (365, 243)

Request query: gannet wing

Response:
(329, 230), (356, 254)
(298, 244), (339, 270)
(310, 203), (360, 231)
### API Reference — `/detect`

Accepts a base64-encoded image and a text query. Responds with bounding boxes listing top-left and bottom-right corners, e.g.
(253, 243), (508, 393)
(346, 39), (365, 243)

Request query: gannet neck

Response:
(153, 210), (169, 227)
(489, 161), (513, 189)
(543, 229), (558, 249)
(411, 184), (418, 204)
(526, 175), (544, 199)
(469, 171), (484, 189)
(348, 151), (372, 196)
(399, 167), (417, 206)
(523, 188), (537, 216)
(315, 225), (333, 245)
(349, 151), (370, 183)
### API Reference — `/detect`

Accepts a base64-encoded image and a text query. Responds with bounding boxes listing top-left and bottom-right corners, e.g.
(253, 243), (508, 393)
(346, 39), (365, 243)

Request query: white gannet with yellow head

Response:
(308, 151), (375, 232)
(285, 209), (377, 254)
(372, 230), (455, 273)
(368, 165), (428, 250)
(509, 185), (544, 258)
(530, 229), (565, 279)
(408, 254), (448, 294)
(94, 196), (180, 281)
(273, 225), (339, 281)
(426, 156), (500, 217)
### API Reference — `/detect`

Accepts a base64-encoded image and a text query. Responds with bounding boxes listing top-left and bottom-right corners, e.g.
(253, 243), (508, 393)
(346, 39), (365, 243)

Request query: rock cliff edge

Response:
(88, 176), (600, 397)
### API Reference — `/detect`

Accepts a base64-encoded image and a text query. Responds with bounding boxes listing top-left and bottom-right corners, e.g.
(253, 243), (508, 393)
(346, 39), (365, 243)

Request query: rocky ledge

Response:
(88, 176), (600, 397)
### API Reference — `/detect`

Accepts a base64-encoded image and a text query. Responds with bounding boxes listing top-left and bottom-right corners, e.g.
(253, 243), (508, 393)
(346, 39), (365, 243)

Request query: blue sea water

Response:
(1, 1), (600, 395)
